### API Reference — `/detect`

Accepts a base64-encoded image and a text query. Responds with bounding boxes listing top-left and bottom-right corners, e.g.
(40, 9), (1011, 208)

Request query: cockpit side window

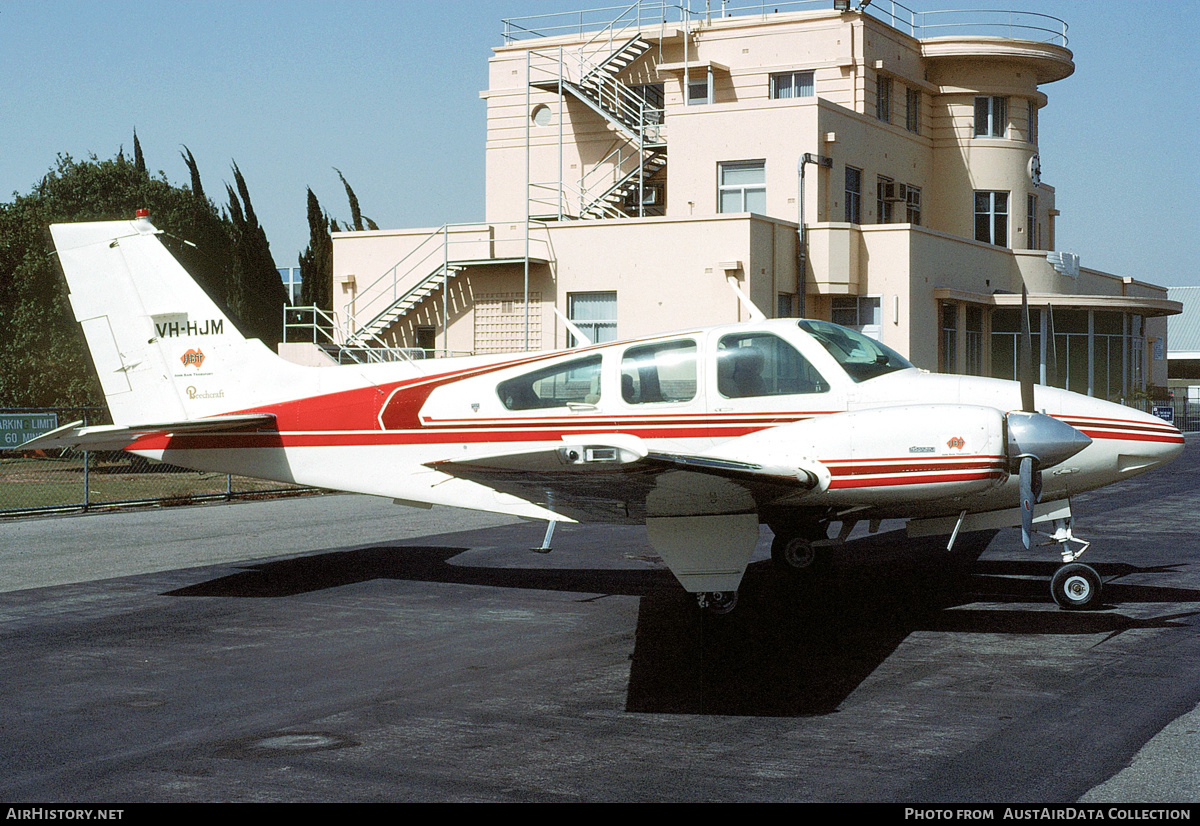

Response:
(716, 333), (827, 398)
(620, 340), (697, 404)
(797, 320), (913, 382)
(497, 355), (603, 410)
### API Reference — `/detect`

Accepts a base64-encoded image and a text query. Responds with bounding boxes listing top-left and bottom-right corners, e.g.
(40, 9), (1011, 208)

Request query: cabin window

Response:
(621, 340), (697, 404)
(716, 333), (827, 398)
(497, 355), (603, 410)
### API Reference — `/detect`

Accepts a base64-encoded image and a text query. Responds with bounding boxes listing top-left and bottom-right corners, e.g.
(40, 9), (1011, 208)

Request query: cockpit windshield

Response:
(797, 320), (913, 382)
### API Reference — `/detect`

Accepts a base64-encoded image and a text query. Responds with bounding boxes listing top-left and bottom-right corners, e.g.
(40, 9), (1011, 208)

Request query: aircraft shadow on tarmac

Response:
(165, 526), (1200, 718)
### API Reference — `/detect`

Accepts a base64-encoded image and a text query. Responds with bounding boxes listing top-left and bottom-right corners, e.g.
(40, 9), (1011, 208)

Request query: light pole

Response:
(797, 152), (832, 319)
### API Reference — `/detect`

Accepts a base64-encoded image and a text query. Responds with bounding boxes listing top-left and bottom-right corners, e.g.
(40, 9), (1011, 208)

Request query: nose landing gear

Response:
(1043, 517), (1103, 610)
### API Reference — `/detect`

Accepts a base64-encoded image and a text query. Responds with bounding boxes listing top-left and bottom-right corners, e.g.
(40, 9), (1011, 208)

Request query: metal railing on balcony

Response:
(502, 1), (1067, 47)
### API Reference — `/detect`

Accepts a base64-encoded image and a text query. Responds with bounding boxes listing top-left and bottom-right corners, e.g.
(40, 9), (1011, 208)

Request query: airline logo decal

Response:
(180, 349), (205, 368)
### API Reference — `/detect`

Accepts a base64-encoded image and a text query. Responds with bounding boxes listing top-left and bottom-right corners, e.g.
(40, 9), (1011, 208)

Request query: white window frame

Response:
(687, 69), (712, 106)
(770, 70), (814, 100)
(718, 160), (766, 214)
(974, 95), (1008, 138)
(1027, 193), (1040, 250)
(876, 175), (894, 224)
(905, 87), (920, 134)
(567, 291), (617, 347)
(975, 190), (1009, 247)
(876, 75), (891, 123)
(906, 185), (922, 225)
(845, 166), (862, 224)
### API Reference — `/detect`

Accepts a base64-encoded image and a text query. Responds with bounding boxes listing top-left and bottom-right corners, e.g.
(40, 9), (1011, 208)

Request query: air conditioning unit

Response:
(881, 181), (908, 202)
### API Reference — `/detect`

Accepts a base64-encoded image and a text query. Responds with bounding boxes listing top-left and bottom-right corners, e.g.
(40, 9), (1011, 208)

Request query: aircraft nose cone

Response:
(1007, 411), (1092, 468)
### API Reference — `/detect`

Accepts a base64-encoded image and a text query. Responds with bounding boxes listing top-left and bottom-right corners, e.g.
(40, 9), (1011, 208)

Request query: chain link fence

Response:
(0, 408), (315, 517)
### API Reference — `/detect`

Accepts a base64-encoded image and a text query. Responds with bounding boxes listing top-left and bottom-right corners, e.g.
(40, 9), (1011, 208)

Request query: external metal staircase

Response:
(527, 16), (667, 219)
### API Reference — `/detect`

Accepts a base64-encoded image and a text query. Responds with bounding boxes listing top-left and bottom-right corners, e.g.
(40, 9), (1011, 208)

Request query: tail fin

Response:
(50, 216), (285, 425)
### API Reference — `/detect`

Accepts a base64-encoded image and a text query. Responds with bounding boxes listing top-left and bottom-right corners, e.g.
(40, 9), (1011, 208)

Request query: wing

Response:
(427, 435), (821, 523)
(13, 414), (277, 452)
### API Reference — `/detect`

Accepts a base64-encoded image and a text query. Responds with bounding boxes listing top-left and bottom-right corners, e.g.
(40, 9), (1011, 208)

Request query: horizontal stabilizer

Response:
(13, 414), (277, 452)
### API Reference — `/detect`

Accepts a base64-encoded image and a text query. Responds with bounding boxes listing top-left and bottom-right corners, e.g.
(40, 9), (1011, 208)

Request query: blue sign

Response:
(1152, 405), (1175, 423)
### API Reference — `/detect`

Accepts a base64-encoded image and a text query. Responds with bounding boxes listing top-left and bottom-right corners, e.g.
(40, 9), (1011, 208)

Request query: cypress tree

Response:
(298, 187), (333, 311)
(225, 162), (287, 346)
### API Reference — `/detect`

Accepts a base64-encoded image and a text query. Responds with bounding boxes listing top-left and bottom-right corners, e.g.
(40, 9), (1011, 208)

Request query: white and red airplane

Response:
(21, 215), (1184, 613)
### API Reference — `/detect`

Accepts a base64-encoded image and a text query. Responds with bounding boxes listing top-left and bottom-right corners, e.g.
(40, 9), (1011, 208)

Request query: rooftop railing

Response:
(501, 1), (1067, 47)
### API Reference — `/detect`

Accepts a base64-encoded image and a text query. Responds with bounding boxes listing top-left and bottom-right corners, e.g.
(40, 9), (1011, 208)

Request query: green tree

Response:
(224, 162), (287, 347)
(334, 168), (379, 232)
(298, 187), (333, 311)
(0, 141), (279, 408)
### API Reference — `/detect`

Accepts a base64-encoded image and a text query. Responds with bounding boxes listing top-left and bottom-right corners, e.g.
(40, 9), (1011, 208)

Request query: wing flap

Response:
(13, 414), (277, 452)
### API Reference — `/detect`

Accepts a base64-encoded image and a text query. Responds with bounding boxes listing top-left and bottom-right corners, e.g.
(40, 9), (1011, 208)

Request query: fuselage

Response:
(130, 318), (1184, 525)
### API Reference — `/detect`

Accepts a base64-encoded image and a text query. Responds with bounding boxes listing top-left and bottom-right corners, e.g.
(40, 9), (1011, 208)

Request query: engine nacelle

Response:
(710, 404), (1009, 505)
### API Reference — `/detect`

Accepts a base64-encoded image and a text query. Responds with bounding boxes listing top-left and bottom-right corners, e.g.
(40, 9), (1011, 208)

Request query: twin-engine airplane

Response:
(21, 215), (1184, 613)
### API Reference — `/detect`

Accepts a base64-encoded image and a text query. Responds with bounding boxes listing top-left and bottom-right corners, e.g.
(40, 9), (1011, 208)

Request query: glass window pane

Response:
(621, 340), (697, 404)
(498, 356), (603, 410)
(721, 163), (764, 186)
(718, 333), (827, 397)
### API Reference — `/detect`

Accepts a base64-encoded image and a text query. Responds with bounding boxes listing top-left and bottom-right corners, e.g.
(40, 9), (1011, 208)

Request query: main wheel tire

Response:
(771, 532), (828, 575)
(1051, 563), (1103, 610)
(701, 591), (738, 615)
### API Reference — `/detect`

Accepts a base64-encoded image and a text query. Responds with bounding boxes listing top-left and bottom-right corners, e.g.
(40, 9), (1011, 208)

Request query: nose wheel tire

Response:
(1051, 563), (1102, 610)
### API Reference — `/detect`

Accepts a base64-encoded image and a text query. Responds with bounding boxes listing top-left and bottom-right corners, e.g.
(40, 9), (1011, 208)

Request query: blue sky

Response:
(1, 1), (1197, 285)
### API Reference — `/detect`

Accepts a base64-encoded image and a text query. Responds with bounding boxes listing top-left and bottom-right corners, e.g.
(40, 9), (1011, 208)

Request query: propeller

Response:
(1007, 287), (1090, 548)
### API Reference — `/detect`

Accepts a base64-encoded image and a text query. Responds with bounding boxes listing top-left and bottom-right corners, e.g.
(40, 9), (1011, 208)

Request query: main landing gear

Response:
(770, 522), (834, 578)
(1043, 517), (1103, 611)
(696, 590), (738, 615)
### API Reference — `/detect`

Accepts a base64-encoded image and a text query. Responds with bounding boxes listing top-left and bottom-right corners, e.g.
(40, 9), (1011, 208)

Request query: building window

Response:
(906, 185), (922, 225)
(832, 296), (881, 329)
(974, 96), (1008, 138)
(777, 292), (795, 319)
(718, 161), (766, 214)
(965, 305), (984, 375)
(876, 76), (891, 122)
(1027, 193), (1040, 250)
(845, 166), (862, 224)
(974, 190), (1009, 246)
(531, 104), (552, 127)
(770, 70), (814, 99)
(687, 76), (711, 106)
(905, 87), (920, 134)
(277, 266), (302, 305)
(940, 302), (957, 374)
(1027, 99), (1038, 145)
(567, 291), (617, 346)
(877, 176), (894, 224)
(415, 326), (436, 356)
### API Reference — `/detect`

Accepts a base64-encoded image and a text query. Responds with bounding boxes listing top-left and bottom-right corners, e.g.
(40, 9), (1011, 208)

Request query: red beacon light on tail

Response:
(132, 208), (157, 235)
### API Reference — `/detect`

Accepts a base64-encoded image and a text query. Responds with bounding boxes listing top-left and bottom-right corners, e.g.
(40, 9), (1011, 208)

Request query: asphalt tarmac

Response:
(2, 439), (1199, 803)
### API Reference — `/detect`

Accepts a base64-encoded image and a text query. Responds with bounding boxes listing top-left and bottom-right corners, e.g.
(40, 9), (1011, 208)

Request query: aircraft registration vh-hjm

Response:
(18, 214), (1185, 613)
